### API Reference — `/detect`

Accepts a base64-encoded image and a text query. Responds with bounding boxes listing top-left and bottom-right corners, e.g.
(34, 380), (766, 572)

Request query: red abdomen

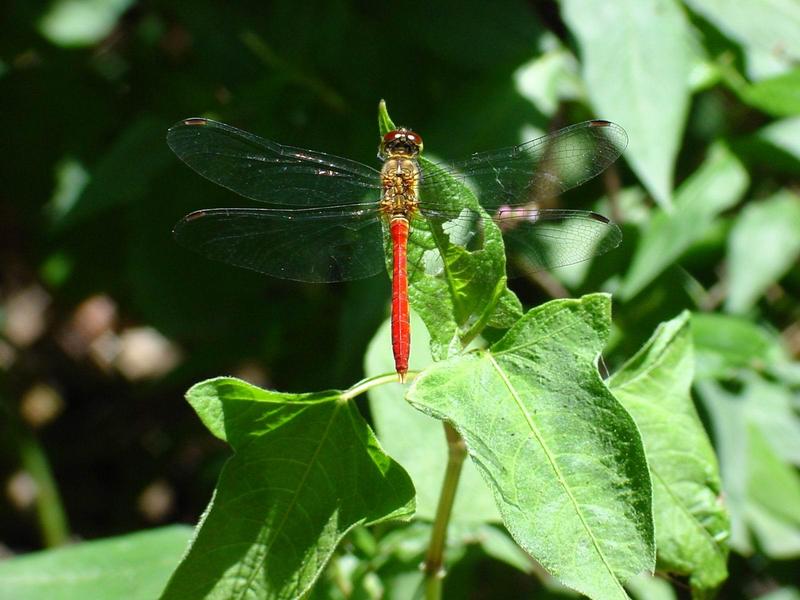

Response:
(390, 218), (410, 381)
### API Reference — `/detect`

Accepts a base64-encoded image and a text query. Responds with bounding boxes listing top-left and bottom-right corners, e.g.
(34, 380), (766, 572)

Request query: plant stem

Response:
(19, 431), (70, 546)
(423, 422), (467, 600)
(340, 370), (419, 401)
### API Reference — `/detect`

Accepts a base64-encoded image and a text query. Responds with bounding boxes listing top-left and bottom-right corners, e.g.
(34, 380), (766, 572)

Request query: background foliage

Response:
(1, 0), (799, 598)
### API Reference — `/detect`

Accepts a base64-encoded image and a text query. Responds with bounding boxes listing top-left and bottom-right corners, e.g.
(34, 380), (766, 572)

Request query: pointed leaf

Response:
(562, 0), (692, 207)
(620, 142), (748, 299)
(758, 117), (800, 163)
(737, 69), (800, 117)
(377, 101), (522, 361)
(726, 191), (800, 313)
(684, 0), (800, 65)
(161, 377), (414, 600)
(408, 294), (654, 600)
(609, 313), (729, 596)
(0, 526), (192, 600)
(698, 381), (800, 558)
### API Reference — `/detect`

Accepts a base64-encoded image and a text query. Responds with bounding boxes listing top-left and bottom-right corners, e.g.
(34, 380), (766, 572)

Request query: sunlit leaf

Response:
(738, 69), (800, 117)
(691, 313), (787, 379)
(378, 101), (522, 361)
(562, 0), (692, 207)
(408, 294), (654, 600)
(0, 526), (192, 600)
(698, 381), (800, 558)
(160, 378), (414, 600)
(39, 0), (134, 47)
(620, 142), (748, 299)
(684, 0), (800, 67)
(758, 117), (800, 163)
(726, 191), (800, 313)
(609, 312), (729, 596)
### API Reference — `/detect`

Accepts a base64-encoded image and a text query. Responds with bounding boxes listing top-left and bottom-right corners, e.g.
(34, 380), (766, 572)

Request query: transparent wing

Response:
(419, 120), (627, 212)
(167, 118), (381, 207)
(173, 205), (385, 282)
(416, 207), (622, 273)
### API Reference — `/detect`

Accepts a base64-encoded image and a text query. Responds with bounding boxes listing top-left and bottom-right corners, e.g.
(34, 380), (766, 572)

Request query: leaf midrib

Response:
(487, 353), (626, 595)
(233, 401), (341, 600)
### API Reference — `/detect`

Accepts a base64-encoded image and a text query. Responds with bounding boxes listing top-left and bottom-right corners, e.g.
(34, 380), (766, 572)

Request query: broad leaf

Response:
(691, 313), (787, 379)
(737, 69), (800, 117)
(620, 142), (748, 299)
(609, 312), (729, 596)
(698, 381), (800, 558)
(562, 0), (692, 207)
(726, 191), (800, 313)
(758, 117), (800, 164)
(160, 377), (414, 600)
(0, 525), (192, 600)
(365, 311), (500, 522)
(377, 101), (522, 361)
(55, 116), (171, 229)
(684, 0), (800, 67)
(408, 294), (654, 600)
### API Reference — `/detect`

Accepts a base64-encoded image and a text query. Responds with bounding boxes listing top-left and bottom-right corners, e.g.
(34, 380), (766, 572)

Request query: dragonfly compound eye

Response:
(381, 129), (424, 157)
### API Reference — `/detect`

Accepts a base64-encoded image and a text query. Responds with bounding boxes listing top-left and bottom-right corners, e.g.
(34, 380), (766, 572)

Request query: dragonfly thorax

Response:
(379, 156), (420, 218)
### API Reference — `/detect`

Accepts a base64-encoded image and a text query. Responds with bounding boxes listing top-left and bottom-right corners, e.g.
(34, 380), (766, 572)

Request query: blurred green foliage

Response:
(1, 0), (800, 598)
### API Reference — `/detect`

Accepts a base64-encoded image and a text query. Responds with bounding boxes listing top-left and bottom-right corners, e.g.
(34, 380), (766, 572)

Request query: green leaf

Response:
(626, 573), (677, 600)
(561, 0), (692, 207)
(620, 142), (749, 299)
(691, 313), (786, 379)
(609, 312), (729, 596)
(407, 294), (654, 600)
(55, 116), (172, 229)
(741, 375), (800, 466)
(161, 377), (414, 600)
(738, 69), (800, 117)
(0, 525), (192, 600)
(377, 101), (522, 361)
(726, 191), (800, 313)
(365, 311), (500, 522)
(698, 381), (800, 558)
(684, 0), (800, 66)
(39, 0), (135, 47)
(758, 117), (800, 163)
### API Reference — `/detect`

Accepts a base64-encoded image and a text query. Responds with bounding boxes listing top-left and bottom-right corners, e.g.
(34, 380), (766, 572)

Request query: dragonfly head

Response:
(379, 128), (423, 159)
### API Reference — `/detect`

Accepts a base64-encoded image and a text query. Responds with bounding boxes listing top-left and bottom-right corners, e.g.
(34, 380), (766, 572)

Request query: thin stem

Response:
(423, 422), (467, 600)
(19, 432), (70, 546)
(340, 370), (419, 401)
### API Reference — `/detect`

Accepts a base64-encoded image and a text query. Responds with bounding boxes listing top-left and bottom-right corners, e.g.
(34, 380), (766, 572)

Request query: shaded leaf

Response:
(562, 0), (692, 207)
(609, 312), (729, 596)
(161, 378), (414, 600)
(621, 142), (748, 299)
(408, 294), (654, 600)
(0, 525), (192, 600)
(365, 311), (500, 522)
(726, 191), (800, 313)
(56, 116), (172, 229)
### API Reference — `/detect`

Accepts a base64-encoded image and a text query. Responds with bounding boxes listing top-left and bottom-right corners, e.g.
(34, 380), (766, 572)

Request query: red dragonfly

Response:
(167, 117), (626, 381)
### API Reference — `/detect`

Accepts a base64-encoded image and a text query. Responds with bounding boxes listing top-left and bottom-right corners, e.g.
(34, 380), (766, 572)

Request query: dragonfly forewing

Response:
(167, 118), (381, 208)
(418, 120), (627, 212)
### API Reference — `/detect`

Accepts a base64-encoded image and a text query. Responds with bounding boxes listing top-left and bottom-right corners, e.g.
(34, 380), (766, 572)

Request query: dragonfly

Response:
(167, 117), (627, 381)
